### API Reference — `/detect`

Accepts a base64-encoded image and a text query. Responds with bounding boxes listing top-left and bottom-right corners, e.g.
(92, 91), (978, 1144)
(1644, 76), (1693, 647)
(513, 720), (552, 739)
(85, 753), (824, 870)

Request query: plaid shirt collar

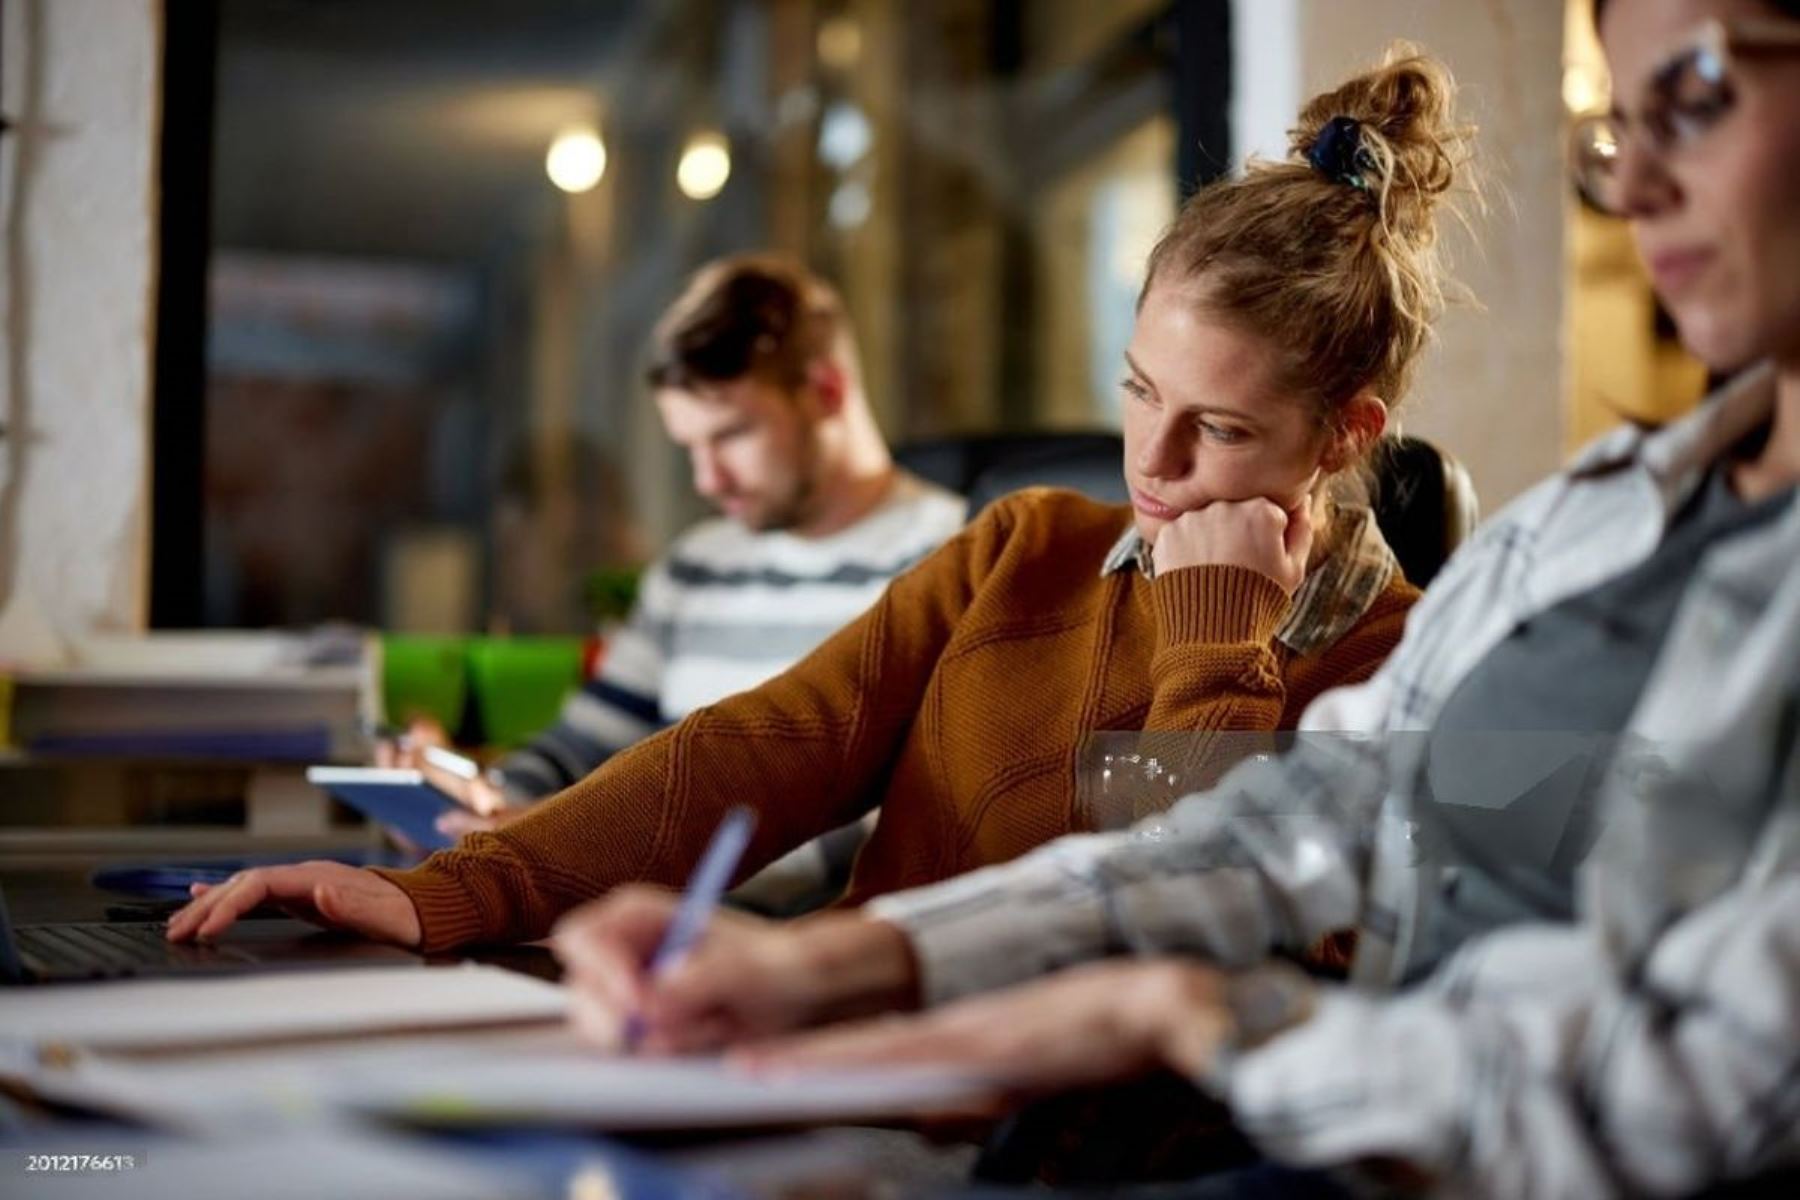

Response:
(1100, 504), (1400, 656)
(1566, 363), (1778, 511)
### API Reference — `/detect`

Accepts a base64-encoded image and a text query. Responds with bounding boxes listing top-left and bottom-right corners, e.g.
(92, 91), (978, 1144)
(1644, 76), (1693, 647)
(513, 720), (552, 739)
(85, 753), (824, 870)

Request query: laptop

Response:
(0, 884), (420, 986)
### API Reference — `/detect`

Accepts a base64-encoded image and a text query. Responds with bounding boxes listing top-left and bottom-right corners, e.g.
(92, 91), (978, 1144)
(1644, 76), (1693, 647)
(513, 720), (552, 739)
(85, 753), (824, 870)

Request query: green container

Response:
(379, 635), (470, 732)
(465, 637), (585, 749)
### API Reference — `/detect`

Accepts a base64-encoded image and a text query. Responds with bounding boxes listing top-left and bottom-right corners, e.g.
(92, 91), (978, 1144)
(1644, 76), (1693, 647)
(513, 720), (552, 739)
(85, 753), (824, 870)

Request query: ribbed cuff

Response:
(1152, 564), (1291, 647)
(370, 863), (490, 953)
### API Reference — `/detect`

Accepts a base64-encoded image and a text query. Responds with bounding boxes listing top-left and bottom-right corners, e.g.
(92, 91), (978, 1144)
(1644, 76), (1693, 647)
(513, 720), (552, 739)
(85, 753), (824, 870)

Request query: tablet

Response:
(305, 767), (464, 851)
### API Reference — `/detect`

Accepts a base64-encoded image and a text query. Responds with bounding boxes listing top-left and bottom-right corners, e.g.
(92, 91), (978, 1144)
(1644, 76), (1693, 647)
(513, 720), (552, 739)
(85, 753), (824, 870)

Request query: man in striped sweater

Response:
(406, 255), (964, 904)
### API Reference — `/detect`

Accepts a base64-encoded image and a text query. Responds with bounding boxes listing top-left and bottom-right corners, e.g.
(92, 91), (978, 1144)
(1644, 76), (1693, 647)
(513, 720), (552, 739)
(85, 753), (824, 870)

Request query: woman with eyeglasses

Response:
(552, 5), (1800, 1194)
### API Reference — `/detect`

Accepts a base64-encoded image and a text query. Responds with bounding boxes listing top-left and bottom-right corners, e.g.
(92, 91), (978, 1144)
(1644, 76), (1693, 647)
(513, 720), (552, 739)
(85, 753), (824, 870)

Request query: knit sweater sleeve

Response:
(372, 502), (1018, 951)
(1141, 563), (1294, 734)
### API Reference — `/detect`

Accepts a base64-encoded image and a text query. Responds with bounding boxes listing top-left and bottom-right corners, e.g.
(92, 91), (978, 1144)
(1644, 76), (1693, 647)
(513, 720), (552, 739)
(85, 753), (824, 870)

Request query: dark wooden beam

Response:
(150, 0), (220, 627)
(1173, 0), (1232, 197)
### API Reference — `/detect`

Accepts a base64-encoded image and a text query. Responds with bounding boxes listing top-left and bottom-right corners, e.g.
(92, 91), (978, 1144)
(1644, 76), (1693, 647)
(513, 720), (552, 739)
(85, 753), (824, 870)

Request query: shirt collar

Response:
(1100, 523), (1152, 578)
(1100, 504), (1400, 655)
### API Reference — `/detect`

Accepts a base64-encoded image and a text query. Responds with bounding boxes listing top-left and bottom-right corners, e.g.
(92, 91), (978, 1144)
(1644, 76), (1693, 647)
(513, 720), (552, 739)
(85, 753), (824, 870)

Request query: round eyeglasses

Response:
(1570, 17), (1800, 216)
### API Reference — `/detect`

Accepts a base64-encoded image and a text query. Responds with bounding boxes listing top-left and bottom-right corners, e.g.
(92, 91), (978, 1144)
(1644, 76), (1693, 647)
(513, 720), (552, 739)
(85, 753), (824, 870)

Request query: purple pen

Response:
(623, 807), (756, 1050)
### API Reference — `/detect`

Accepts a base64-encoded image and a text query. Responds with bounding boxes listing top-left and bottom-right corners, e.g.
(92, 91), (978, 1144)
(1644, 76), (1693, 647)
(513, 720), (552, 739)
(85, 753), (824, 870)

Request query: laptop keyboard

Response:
(15, 922), (256, 981)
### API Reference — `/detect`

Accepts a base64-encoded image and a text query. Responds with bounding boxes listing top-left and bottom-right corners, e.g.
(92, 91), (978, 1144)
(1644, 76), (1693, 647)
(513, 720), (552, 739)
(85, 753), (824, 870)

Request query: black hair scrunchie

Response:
(1307, 116), (1374, 193)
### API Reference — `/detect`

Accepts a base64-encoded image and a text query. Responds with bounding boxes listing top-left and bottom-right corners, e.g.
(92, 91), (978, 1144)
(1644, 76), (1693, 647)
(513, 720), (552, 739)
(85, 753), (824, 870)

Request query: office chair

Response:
(1368, 434), (1480, 588)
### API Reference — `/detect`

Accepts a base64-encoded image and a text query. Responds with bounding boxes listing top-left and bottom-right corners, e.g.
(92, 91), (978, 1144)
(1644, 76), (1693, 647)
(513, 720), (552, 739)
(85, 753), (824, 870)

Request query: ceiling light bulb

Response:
(677, 132), (731, 201)
(547, 127), (607, 194)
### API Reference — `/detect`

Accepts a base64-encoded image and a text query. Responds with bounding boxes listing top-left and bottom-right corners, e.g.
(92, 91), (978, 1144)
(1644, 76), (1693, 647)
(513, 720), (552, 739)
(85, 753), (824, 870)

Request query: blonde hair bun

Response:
(1289, 46), (1471, 247)
(1142, 43), (1475, 426)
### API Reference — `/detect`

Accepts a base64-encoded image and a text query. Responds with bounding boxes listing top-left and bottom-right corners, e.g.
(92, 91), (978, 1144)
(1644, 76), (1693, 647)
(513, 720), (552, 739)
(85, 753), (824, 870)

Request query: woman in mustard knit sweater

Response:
(169, 51), (1473, 954)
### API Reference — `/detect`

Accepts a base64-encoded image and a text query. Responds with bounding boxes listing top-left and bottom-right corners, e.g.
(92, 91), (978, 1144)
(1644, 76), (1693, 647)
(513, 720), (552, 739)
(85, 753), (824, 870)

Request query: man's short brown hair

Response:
(645, 255), (846, 393)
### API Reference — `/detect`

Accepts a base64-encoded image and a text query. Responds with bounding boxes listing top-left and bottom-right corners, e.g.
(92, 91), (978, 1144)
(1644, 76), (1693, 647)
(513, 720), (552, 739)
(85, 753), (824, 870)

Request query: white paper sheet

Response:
(0, 963), (566, 1052)
(16, 1026), (994, 1135)
(17, 1027), (582, 1132)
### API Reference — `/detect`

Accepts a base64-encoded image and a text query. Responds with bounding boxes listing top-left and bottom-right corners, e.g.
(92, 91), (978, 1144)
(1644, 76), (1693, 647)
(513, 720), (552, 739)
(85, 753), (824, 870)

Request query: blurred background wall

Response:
(1303, 0), (1570, 510)
(0, 0), (160, 637)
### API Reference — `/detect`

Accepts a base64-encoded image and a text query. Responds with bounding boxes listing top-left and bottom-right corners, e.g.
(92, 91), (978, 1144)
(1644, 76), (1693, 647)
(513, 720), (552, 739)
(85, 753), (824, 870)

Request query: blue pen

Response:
(624, 806), (757, 1049)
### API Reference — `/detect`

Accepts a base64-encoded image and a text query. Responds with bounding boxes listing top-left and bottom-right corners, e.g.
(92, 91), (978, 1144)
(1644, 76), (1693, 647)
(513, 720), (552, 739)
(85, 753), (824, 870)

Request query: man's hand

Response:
(164, 862), (423, 948)
(373, 717), (451, 769)
(374, 717), (518, 838)
(416, 756), (510, 819)
(1152, 499), (1315, 595)
(734, 959), (1234, 1108)
(553, 886), (920, 1054)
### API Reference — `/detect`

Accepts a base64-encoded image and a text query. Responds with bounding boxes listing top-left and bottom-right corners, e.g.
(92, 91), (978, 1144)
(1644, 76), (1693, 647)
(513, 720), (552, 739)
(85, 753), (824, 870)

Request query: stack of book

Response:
(0, 631), (374, 764)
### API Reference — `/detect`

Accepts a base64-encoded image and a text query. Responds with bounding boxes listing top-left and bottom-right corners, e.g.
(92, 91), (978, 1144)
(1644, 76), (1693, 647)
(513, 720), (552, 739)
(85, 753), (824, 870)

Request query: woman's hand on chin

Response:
(1152, 498), (1315, 594)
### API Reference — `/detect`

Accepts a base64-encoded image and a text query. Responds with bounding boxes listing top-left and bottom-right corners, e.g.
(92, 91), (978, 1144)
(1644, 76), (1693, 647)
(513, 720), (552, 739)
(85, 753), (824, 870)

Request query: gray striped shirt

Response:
(497, 472), (965, 799)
